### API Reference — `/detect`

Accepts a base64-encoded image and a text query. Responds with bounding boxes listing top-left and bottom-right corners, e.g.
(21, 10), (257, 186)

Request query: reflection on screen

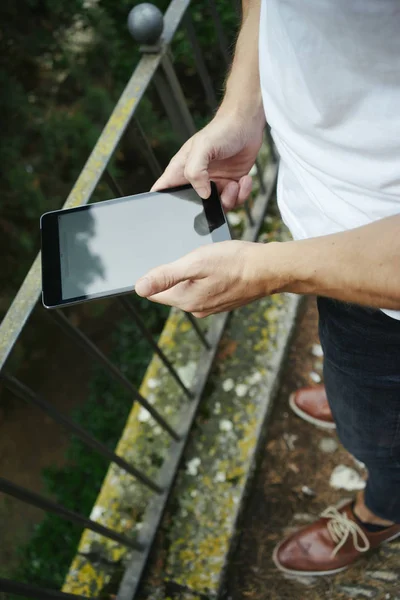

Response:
(58, 187), (228, 301)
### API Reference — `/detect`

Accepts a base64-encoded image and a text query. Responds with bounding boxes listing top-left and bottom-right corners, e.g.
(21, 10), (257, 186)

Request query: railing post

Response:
(2, 373), (164, 494)
(128, 3), (196, 143)
(183, 13), (218, 112)
(131, 117), (163, 179)
(127, 3), (164, 49)
(265, 125), (279, 163)
(156, 52), (197, 141)
(104, 168), (125, 197)
(208, 0), (231, 68)
(235, 0), (242, 18)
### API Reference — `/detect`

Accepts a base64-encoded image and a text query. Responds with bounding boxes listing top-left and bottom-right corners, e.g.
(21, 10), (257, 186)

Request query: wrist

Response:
(268, 240), (321, 296)
(217, 96), (265, 130)
(253, 241), (309, 297)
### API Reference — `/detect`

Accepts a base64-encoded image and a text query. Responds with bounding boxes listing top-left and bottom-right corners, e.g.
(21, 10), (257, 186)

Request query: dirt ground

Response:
(225, 297), (400, 600)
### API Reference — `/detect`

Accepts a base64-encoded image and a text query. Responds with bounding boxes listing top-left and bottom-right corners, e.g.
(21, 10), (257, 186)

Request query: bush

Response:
(0, 0), (237, 309)
(3, 0), (237, 593)
(13, 297), (169, 590)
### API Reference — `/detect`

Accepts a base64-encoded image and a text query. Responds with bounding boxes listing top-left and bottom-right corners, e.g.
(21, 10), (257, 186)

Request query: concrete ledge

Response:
(140, 217), (300, 599)
(62, 309), (208, 596)
(161, 293), (300, 597)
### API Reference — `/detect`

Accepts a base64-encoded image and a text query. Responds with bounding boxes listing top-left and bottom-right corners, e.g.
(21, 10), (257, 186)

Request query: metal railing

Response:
(0, 2), (278, 599)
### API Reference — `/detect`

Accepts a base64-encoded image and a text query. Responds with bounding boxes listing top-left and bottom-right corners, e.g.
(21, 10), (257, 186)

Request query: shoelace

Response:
(321, 506), (371, 558)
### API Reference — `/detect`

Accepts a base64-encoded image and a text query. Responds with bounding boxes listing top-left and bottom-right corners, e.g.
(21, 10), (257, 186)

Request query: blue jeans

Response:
(318, 297), (400, 523)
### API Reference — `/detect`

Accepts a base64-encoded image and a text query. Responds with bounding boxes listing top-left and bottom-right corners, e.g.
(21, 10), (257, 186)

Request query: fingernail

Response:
(136, 277), (151, 297)
(197, 186), (210, 199)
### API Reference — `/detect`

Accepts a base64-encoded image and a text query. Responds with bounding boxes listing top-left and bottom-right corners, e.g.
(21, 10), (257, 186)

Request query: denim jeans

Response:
(317, 297), (400, 523)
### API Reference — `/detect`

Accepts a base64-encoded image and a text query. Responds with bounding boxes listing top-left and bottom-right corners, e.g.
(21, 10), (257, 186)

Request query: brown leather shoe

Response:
(289, 384), (336, 429)
(273, 501), (400, 576)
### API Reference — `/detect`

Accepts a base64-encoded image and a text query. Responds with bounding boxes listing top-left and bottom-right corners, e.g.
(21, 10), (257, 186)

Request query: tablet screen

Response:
(41, 184), (231, 307)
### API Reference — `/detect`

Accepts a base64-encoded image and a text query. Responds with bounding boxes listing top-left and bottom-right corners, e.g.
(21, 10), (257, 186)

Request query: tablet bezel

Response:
(40, 182), (230, 309)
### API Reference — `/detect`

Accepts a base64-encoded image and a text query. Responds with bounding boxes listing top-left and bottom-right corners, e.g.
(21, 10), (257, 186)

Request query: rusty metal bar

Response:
(235, 0), (242, 18)
(183, 13), (218, 111)
(0, 578), (91, 600)
(50, 310), (180, 440)
(153, 52), (196, 143)
(104, 168), (125, 197)
(2, 373), (163, 494)
(132, 118), (163, 179)
(119, 297), (192, 398)
(184, 312), (210, 349)
(242, 161), (279, 242)
(265, 125), (279, 163)
(0, 477), (143, 550)
(255, 158), (266, 194)
(208, 0), (231, 67)
(244, 200), (255, 226)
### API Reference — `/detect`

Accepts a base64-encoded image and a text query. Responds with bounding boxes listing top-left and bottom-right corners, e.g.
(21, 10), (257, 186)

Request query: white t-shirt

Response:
(259, 0), (400, 319)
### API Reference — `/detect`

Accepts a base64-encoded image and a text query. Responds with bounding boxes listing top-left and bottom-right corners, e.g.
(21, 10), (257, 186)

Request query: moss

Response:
(157, 290), (298, 596)
(63, 309), (209, 596)
(62, 196), (299, 599)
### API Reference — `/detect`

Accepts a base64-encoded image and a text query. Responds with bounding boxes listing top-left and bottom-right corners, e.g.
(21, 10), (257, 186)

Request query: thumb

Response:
(183, 139), (212, 199)
(135, 258), (197, 298)
(150, 143), (191, 192)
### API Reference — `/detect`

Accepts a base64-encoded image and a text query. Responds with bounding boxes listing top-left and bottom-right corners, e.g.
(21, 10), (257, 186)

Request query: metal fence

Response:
(0, 1), (278, 599)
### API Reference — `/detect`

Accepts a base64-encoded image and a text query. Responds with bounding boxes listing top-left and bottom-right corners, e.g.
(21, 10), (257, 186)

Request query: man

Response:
(136, 0), (400, 576)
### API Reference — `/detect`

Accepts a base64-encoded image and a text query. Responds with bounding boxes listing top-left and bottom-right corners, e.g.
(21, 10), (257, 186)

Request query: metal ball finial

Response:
(127, 3), (164, 46)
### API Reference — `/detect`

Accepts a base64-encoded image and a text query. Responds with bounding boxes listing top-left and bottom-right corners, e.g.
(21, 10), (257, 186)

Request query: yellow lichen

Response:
(63, 305), (205, 596)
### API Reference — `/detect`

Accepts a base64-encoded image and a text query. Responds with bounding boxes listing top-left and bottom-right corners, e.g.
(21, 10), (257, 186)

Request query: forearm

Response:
(219, 0), (265, 126)
(267, 215), (400, 310)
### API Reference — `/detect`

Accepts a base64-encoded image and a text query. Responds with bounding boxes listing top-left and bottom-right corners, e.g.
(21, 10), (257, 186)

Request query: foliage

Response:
(2, 0), (237, 593)
(13, 297), (169, 589)
(0, 0), (237, 310)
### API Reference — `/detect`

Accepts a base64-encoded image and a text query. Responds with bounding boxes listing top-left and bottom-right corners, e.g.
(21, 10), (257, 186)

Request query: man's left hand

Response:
(135, 240), (277, 318)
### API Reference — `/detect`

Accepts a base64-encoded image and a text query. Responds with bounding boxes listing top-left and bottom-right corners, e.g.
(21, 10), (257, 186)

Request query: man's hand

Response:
(135, 240), (276, 318)
(135, 215), (400, 316)
(151, 112), (264, 211)
(151, 0), (264, 211)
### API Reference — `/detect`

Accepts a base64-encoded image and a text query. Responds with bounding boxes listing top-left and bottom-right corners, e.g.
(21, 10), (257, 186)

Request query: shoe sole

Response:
(289, 393), (336, 430)
(272, 530), (400, 578)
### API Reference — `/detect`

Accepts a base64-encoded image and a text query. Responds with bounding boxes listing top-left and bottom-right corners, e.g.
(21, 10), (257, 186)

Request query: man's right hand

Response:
(151, 111), (264, 211)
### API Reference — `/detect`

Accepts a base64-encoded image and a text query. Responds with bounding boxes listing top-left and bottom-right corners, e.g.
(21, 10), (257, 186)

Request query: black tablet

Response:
(40, 182), (231, 308)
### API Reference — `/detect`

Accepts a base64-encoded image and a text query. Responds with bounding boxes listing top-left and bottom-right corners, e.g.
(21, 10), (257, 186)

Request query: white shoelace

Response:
(321, 506), (371, 558)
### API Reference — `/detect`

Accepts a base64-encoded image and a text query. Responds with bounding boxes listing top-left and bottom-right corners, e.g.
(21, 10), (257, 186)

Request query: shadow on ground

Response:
(225, 297), (400, 600)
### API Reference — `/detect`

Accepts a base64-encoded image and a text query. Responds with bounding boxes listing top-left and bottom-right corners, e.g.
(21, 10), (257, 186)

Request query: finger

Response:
(183, 139), (212, 199)
(148, 286), (234, 315)
(192, 305), (230, 319)
(220, 180), (239, 211)
(237, 175), (253, 205)
(135, 257), (200, 298)
(151, 146), (190, 192)
(191, 294), (241, 317)
(146, 289), (181, 307)
(147, 281), (200, 310)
